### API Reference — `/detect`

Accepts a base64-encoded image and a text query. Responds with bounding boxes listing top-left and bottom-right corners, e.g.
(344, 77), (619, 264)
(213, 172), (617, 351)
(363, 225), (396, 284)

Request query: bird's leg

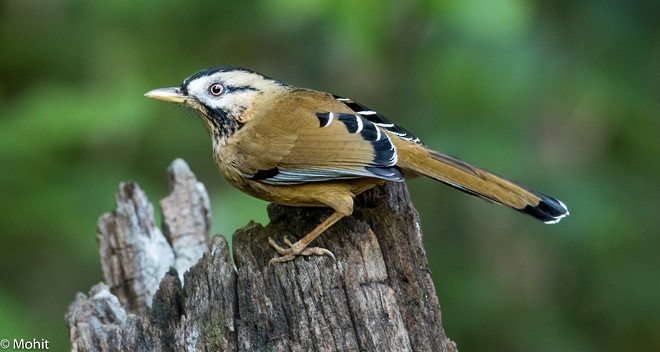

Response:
(268, 211), (345, 266)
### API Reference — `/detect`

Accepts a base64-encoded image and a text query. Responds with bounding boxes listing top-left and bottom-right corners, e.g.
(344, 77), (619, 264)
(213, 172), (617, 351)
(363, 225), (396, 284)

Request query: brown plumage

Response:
(145, 67), (569, 265)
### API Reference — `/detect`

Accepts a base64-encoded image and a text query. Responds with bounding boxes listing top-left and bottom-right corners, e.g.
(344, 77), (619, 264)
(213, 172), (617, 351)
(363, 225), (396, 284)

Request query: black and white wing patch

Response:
(244, 111), (404, 185)
(333, 95), (422, 144)
(315, 112), (397, 167)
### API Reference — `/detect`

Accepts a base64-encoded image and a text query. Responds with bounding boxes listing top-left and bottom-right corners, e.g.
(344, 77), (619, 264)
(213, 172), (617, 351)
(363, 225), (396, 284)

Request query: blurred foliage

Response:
(1, 0), (659, 350)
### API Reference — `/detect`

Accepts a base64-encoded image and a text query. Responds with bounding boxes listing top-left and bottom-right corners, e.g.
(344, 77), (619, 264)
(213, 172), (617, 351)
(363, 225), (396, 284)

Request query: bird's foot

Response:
(267, 236), (335, 266)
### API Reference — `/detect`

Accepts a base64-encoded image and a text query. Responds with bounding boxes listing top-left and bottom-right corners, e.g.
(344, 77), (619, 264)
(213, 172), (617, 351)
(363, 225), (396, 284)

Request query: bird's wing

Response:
(232, 89), (404, 185)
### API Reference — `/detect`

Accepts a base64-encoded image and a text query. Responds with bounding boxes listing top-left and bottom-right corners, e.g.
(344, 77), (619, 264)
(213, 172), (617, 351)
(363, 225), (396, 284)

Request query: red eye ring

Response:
(209, 83), (224, 96)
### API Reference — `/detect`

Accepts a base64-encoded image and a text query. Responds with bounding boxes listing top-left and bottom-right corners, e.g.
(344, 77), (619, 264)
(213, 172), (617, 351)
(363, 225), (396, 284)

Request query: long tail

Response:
(396, 142), (569, 223)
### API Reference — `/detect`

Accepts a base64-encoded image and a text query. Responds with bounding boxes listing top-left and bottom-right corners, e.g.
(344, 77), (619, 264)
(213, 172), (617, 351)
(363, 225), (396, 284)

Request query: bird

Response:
(145, 66), (569, 265)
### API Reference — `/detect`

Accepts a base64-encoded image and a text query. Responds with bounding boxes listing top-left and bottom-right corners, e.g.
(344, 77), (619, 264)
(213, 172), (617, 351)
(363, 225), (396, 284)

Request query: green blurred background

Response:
(1, 0), (659, 351)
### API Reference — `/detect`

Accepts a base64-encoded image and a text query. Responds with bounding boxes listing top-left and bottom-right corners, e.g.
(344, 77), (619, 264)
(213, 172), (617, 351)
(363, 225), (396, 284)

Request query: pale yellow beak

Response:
(144, 87), (187, 103)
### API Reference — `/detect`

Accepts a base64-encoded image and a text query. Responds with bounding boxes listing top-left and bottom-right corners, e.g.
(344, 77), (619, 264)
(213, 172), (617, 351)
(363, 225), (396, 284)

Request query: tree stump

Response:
(66, 159), (458, 352)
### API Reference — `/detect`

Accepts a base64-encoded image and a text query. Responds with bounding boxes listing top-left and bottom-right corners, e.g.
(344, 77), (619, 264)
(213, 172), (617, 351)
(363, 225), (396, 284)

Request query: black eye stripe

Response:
(225, 85), (259, 93)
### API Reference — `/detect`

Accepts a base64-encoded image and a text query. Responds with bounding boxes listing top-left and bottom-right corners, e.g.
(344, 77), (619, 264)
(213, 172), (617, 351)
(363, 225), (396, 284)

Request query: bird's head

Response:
(145, 66), (289, 140)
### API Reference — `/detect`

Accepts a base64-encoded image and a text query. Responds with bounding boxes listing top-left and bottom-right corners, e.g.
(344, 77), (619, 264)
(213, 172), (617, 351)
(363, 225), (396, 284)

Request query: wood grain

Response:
(66, 159), (457, 352)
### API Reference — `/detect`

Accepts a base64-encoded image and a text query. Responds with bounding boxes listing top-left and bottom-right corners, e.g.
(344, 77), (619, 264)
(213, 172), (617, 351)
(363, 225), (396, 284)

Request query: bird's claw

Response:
(267, 236), (335, 266)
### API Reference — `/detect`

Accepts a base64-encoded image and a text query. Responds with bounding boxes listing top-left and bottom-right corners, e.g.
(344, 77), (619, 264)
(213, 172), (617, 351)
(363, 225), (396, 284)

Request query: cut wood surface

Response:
(66, 159), (457, 352)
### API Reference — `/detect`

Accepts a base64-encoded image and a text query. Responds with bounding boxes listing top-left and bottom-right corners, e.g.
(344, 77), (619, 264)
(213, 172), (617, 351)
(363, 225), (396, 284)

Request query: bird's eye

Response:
(209, 83), (224, 96)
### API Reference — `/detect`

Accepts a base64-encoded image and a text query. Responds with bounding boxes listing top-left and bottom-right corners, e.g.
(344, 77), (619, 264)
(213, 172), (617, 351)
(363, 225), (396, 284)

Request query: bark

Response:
(66, 159), (458, 352)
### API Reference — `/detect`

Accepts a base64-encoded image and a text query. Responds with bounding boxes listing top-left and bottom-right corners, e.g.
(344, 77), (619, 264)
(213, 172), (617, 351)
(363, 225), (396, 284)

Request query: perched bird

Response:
(145, 67), (569, 265)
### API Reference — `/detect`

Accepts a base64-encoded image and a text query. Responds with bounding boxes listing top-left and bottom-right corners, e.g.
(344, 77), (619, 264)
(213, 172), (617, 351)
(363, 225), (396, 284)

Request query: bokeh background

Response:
(1, 0), (659, 351)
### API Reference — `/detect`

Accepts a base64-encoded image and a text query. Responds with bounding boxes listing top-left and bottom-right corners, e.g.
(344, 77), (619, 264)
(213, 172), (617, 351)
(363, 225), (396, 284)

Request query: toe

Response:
(283, 236), (294, 247)
(301, 247), (336, 261)
(268, 237), (289, 255)
(268, 254), (297, 267)
(266, 238), (335, 266)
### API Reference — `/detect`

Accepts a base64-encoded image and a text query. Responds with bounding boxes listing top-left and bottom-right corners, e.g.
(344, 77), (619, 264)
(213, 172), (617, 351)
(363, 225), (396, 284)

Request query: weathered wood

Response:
(94, 159), (210, 314)
(67, 159), (457, 352)
(159, 159), (212, 282)
(67, 283), (127, 352)
(96, 182), (175, 314)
